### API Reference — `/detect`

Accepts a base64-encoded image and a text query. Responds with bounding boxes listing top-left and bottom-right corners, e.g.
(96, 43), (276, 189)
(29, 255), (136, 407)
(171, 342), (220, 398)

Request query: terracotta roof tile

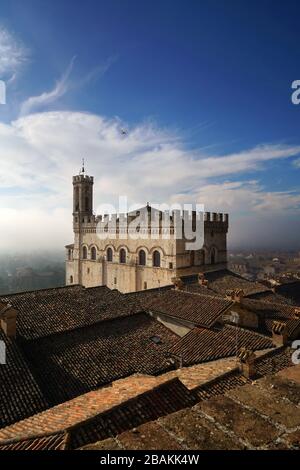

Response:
(20, 313), (179, 406)
(275, 281), (300, 305)
(169, 325), (274, 365)
(128, 289), (232, 327)
(84, 352), (298, 451)
(0, 432), (66, 451)
(184, 270), (269, 297)
(0, 331), (48, 428)
(69, 378), (197, 449)
(0, 285), (141, 340)
(0, 375), (196, 449)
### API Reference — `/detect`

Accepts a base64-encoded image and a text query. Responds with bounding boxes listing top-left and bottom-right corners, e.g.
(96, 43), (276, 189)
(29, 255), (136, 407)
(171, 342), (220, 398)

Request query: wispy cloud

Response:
(19, 55), (117, 117)
(77, 55), (118, 87)
(19, 56), (76, 116)
(0, 110), (300, 251)
(293, 158), (300, 168)
(0, 26), (29, 81)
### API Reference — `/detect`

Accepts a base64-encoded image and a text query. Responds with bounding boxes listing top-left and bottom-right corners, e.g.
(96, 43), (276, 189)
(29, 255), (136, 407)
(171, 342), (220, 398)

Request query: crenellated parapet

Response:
(74, 209), (229, 235)
(73, 175), (94, 184)
(204, 212), (229, 233)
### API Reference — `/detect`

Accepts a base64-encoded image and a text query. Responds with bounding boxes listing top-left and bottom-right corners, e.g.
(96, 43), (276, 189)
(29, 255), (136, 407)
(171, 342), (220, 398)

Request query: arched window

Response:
(107, 247), (113, 262)
(85, 196), (89, 212)
(70, 275), (73, 284)
(91, 246), (97, 260)
(153, 250), (161, 267)
(119, 248), (126, 264)
(82, 246), (87, 259)
(75, 187), (79, 212)
(211, 248), (216, 265)
(68, 249), (72, 261)
(138, 249), (146, 266)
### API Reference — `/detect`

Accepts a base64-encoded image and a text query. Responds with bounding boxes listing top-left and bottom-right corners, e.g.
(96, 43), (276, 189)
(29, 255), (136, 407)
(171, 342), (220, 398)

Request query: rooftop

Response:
(183, 269), (270, 297)
(0, 375), (197, 450)
(127, 289), (232, 327)
(0, 330), (48, 428)
(0, 285), (141, 340)
(20, 312), (179, 406)
(85, 362), (300, 450)
(169, 324), (274, 365)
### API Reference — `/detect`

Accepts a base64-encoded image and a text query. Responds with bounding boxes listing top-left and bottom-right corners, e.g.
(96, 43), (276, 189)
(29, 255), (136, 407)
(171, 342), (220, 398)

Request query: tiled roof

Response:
(0, 374), (171, 442)
(248, 290), (297, 305)
(0, 285), (142, 340)
(195, 370), (250, 400)
(169, 324), (274, 365)
(158, 357), (238, 390)
(184, 284), (224, 297)
(69, 378), (197, 449)
(240, 297), (300, 336)
(20, 313), (179, 406)
(254, 346), (294, 377)
(1, 347), (294, 451)
(0, 330), (48, 428)
(0, 432), (67, 451)
(275, 281), (300, 305)
(194, 347), (293, 400)
(0, 375), (196, 450)
(87, 361), (300, 450)
(194, 269), (270, 296)
(264, 318), (300, 337)
(241, 297), (297, 319)
(128, 289), (232, 327)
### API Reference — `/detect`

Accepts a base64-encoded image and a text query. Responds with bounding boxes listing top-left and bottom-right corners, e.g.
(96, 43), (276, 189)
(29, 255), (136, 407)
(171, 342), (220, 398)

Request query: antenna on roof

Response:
(79, 158), (85, 175)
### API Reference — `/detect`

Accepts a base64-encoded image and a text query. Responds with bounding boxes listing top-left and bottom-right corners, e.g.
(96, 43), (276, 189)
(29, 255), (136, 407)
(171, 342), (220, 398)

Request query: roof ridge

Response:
(24, 309), (145, 342)
(0, 284), (82, 298)
(0, 375), (186, 444)
(174, 289), (231, 301)
(224, 323), (277, 341)
(253, 345), (286, 364)
(193, 366), (241, 392)
(67, 377), (191, 433)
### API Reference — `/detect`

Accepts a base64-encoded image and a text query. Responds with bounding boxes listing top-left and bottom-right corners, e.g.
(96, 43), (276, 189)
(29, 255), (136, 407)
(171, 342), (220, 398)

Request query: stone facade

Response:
(65, 172), (229, 293)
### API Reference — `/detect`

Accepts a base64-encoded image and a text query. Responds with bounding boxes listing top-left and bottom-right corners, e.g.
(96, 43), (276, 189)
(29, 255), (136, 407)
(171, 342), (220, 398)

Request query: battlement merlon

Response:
(204, 212), (229, 223)
(73, 175), (94, 184)
(74, 210), (229, 231)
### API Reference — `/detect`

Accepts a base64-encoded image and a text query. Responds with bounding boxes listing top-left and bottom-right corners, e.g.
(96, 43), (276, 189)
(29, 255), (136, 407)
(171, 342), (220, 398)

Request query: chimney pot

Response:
(171, 277), (184, 291)
(225, 289), (244, 302)
(294, 308), (300, 319)
(198, 273), (208, 287)
(238, 347), (256, 379)
(272, 320), (288, 346)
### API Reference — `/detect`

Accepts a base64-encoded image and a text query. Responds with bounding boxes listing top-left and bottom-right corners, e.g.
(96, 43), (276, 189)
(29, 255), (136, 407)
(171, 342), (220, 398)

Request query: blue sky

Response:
(0, 0), (300, 251)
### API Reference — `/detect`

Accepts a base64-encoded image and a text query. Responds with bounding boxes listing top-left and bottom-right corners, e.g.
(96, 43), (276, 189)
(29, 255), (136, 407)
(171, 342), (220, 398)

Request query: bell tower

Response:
(69, 162), (94, 286)
(72, 161), (94, 224)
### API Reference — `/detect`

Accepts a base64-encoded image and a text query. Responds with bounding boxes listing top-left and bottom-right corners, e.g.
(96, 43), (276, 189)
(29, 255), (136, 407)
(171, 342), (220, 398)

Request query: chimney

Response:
(0, 303), (17, 338)
(294, 308), (300, 319)
(198, 273), (209, 287)
(171, 277), (184, 291)
(225, 289), (244, 302)
(272, 320), (288, 346)
(238, 347), (256, 379)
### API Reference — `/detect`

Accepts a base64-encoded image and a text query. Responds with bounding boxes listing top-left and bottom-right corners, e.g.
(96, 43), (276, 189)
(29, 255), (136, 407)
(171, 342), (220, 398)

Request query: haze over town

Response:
(0, 0), (300, 255)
